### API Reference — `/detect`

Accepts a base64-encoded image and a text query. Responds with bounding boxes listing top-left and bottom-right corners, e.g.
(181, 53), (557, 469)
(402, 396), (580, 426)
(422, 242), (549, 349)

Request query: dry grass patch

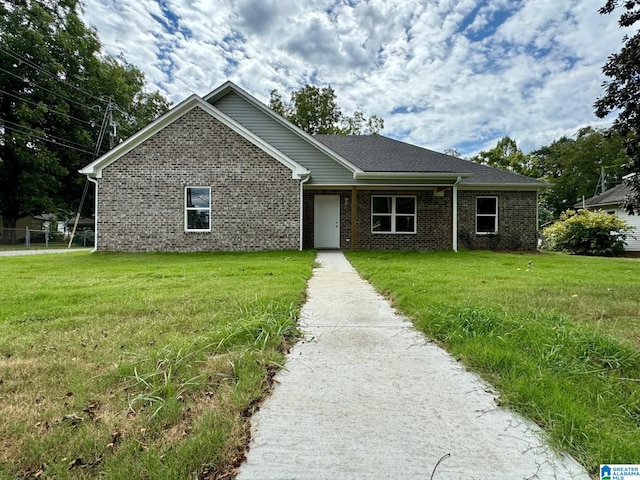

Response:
(0, 250), (314, 479)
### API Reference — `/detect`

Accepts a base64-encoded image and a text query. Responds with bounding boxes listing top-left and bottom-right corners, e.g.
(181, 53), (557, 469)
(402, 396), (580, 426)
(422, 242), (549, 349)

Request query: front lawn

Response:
(346, 250), (640, 475)
(0, 251), (314, 479)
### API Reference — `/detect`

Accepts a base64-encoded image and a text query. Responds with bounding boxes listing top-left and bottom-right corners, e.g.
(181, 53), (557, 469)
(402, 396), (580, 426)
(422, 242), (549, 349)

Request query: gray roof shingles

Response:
(313, 134), (547, 186)
(579, 182), (632, 208)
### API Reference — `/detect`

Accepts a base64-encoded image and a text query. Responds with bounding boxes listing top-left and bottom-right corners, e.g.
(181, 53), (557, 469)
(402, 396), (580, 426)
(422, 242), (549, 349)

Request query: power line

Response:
(1, 119), (99, 155)
(0, 45), (110, 106)
(0, 66), (100, 112)
(0, 88), (96, 128)
(1, 117), (96, 150)
(1, 124), (97, 156)
(1, 122), (99, 156)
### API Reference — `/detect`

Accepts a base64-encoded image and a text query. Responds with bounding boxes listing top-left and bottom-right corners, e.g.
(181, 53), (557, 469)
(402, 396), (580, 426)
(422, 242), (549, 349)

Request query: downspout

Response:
(87, 176), (99, 253)
(299, 174), (310, 251)
(452, 176), (461, 252)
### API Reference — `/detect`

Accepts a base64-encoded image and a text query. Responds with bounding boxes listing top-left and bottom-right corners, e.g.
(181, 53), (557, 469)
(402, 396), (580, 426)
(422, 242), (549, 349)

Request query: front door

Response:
(314, 195), (340, 249)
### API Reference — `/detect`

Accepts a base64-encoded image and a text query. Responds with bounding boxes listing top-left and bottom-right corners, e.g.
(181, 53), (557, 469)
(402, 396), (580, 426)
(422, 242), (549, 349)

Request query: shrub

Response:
(71, 229), (94, 246)
(542, 209), (632, 256)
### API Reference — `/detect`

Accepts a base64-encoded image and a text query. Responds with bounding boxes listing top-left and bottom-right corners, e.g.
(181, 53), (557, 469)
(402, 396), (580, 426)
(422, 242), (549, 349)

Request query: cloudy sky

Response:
(80, 0), (629, 156)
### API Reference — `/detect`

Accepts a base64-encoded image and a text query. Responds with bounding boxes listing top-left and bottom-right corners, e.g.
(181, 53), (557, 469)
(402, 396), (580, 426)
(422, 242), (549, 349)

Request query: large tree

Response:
(531, 127), (630, 218)
(269, 84), (384, 135)
(594, 0), (640, 213)
(0, 0), (169, 242)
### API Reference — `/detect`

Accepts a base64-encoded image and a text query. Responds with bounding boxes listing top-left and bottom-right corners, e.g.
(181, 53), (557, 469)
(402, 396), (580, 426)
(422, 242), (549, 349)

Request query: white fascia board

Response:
(353, 172), (471, 180)
(204, 81), (363, 175)
(307, 183), (455, 188)
(79, 94), (309, 180)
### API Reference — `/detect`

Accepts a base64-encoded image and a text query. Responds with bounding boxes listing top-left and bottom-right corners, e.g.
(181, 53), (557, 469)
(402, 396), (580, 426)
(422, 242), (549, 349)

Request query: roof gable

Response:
(204, 81), (361, 175)
(80, 94), (309, 179)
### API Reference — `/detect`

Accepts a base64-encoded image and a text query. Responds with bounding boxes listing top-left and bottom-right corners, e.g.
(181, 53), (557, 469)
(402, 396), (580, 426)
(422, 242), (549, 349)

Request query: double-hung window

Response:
(185, 186), (211, 232)
(476, 196), (498, 234)
(372, 196), (416, 233)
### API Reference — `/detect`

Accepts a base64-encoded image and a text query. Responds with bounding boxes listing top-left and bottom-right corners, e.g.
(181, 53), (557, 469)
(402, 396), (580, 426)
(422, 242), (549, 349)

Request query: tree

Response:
(470, 136), (537, 177)
(531, 127), (630, 218)
(269, 85), (383, 135)
(594, 0), (640, 213)
(0, 0), (170, 242)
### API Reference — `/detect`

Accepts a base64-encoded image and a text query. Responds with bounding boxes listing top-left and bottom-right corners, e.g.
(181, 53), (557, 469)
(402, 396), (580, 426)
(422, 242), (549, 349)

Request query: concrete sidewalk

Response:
(0, 248), (90, 257)
(236, 251), (589, 480)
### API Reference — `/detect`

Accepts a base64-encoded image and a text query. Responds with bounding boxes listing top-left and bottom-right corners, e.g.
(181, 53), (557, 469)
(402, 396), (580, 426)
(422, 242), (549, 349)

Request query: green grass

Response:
(345, 250), (640, 475)
(0, 250), (314, 479)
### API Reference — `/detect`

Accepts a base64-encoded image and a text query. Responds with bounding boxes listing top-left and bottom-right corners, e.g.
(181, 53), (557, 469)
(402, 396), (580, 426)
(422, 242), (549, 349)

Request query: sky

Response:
(80, 0), (630, 156)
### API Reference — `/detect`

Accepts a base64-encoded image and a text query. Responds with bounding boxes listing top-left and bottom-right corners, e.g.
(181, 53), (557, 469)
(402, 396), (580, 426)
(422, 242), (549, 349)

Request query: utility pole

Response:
(68, 99), (115, 248)
(108, 98), (117, 150)
(595, 165), (608, 196)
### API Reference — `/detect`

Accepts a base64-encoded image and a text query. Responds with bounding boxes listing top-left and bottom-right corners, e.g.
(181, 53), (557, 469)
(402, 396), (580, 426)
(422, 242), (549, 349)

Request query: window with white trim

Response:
(185, 186), (211, 231)
(372, 196), (416, 234)
(476, 196), (498, 234)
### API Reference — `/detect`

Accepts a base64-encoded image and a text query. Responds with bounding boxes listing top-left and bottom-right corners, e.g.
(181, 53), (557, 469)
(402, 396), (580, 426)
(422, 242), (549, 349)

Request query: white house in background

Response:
(577, 176), (640, 253)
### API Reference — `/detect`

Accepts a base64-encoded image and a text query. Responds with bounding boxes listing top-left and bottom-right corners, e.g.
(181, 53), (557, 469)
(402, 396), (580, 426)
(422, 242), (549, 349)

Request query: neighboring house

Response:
(576, 180), (640, 253)
(80, 81), (547, 253)
(1, 215), (48, 231)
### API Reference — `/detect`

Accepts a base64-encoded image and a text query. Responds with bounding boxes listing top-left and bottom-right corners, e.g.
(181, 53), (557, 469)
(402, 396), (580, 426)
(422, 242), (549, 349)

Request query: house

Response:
(80, 81), (547, 253)
(577, 178), (640, 253)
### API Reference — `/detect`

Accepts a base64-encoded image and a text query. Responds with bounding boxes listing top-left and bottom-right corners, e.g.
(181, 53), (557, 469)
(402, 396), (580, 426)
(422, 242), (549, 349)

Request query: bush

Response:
(543, 209), (632, 256)
(71, 229), (94, 247)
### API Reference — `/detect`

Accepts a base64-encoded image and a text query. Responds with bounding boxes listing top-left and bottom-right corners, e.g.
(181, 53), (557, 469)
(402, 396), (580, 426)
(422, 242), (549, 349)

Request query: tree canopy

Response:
(594, 0), (640, 213)
(531, 127), (630, 218)
(469, 129), (630, 223)
(470, 136), (538, 177)
(0, 0), (170, 240)
(269, 84), (384, 135)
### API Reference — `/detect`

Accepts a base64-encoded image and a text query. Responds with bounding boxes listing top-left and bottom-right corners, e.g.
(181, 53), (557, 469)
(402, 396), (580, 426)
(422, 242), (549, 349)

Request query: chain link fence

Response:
(0, 226), (94, 250)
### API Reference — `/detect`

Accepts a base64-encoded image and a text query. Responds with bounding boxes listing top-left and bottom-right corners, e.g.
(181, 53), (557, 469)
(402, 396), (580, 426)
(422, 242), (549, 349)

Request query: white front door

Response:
(314, 195), (340, 249)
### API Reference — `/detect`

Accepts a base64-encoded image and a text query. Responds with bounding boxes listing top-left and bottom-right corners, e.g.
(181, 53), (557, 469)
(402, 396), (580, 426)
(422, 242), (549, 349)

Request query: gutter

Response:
(353, 171), (470, 181)
(299, 174), (310, 251)
(87, 176), (99, 253)
(453, 176), (461, 252)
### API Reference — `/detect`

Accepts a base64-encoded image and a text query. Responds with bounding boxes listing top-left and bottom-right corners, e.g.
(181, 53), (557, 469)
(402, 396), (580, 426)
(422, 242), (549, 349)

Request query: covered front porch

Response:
(302, 186), (457, 251)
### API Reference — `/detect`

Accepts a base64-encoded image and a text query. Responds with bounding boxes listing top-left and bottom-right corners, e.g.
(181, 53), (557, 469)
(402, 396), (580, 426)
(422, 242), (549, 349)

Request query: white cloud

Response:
(81, 0), (627, 156)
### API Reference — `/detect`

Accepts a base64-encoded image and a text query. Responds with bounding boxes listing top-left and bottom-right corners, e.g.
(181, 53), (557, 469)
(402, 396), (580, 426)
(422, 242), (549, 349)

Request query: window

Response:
(372, 196), (416, 234)
(185, 187), (211, 231)
(476, 196), (498, 234)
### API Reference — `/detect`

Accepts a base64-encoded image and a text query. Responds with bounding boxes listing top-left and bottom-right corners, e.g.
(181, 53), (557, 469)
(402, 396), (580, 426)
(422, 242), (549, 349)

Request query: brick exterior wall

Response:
(303, 188), (538, 251)
(457, 190), (538, 250)
(304, 188), (453, 250)
(97, 107), (301, 252)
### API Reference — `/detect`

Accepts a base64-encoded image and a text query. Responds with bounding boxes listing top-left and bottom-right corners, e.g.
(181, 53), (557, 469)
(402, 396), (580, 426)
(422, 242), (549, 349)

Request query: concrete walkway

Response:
(0, 248), (90, 257)
(236, 251), (589, 480)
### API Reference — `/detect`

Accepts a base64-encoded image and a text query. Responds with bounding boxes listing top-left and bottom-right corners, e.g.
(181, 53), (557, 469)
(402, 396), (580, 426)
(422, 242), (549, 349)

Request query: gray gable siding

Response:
(211, 91), (354, 185)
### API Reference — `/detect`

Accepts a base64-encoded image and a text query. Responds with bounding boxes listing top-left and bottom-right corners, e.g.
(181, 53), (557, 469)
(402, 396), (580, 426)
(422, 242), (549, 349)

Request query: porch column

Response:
(351, 186), (357, 250)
